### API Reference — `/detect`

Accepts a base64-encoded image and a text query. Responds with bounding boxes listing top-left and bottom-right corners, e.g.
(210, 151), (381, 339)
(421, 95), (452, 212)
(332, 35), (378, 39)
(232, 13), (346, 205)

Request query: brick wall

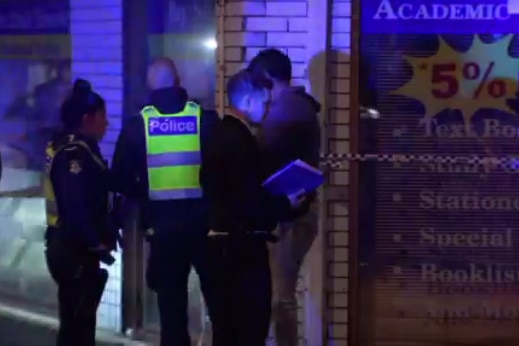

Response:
(216, 1), (310, 113)
(69, 0), (124, 331)
(69, 0), (124, 162)
(217, 1), (353, 345)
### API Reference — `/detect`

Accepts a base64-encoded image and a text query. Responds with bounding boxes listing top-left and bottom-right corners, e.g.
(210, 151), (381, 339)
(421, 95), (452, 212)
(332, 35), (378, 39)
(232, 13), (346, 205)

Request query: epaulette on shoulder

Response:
(50, 144), (85, 165)
(58, 145), (86, 161)
(60, 142), (91, 158)
(63, 144), (81, 152)
(141, 105), (159, 117)
(186, 101), (201, 111)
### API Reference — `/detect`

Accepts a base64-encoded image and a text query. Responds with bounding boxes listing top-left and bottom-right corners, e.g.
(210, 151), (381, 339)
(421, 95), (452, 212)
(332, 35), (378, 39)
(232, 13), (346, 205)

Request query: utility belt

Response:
(46, 225), (116, 265)
(46, 219), (115, 247)
(46, 226), (93, 258)
(208, 230), (278, 243)
(206, 230), (272, 265)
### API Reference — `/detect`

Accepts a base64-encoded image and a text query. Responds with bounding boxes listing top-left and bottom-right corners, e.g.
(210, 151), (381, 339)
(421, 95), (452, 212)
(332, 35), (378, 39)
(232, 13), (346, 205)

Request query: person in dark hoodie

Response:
(111, 57), (219, 346)
(248, 48), (322, 346)
(201, 68), (306, 346)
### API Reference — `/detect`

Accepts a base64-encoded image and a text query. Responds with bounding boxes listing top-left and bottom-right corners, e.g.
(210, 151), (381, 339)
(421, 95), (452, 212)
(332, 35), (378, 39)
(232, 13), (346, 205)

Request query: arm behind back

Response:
(111, 116), (148, 197)
(110, 115), (151, 230)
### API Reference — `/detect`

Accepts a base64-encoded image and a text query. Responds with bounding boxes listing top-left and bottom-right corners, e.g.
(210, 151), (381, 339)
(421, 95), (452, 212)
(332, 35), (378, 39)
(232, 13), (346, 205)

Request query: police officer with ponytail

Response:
(44, 79), (116, 346)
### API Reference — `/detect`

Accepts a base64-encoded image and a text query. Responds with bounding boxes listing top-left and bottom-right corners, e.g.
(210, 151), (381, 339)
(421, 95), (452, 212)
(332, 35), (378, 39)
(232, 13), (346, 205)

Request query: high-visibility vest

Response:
(44, 137), (106, 227)
(141, 102), (203, 200)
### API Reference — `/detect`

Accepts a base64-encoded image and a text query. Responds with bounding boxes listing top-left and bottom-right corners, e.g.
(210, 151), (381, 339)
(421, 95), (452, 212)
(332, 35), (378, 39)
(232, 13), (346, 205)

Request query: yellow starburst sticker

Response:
(393, 35), (519, 125)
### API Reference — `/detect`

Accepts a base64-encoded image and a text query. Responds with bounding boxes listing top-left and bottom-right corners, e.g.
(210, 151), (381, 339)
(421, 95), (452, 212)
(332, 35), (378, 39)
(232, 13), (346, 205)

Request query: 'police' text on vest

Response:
(148, 116), (198, 136)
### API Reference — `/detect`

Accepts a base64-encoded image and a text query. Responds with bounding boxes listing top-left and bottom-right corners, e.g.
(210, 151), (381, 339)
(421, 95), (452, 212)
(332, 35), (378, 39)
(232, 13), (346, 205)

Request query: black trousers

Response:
(207, 235), (272, 346)
(146, 221), (212, 346)
(45, 235), (107, 346)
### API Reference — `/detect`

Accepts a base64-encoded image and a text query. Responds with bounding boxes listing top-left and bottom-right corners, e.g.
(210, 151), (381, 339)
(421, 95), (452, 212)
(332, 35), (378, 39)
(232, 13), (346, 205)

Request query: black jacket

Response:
(46, 133), (114, 250)
(111, 87), (220, 230)
(200, 115), (291, 234)
(258, 87), (321, 219)
(258, 86), (321, 176)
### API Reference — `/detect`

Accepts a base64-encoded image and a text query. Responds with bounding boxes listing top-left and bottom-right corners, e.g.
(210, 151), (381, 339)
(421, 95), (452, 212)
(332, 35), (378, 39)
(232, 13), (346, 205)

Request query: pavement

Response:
(0, 304), (144, 346)
(0, 314), (124, 346)
(0, 317), (127, 345)
(0, 314), (55, 346)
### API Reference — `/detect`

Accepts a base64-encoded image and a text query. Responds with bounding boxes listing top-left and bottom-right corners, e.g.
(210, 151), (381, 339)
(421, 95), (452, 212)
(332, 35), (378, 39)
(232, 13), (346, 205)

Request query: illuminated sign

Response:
(363, 0), (519, 33)
(0, 0), (68, 34)
(360, 0), (519, 340)
(148, 116), (198, 136)
(393, 35), (519, 124)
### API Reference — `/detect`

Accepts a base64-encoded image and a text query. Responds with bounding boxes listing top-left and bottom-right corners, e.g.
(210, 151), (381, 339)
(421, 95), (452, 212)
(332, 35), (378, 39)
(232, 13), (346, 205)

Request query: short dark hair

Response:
(248, 48), (292, 82)
(226, 69), (270, 108)
(60, 79), (106, 130)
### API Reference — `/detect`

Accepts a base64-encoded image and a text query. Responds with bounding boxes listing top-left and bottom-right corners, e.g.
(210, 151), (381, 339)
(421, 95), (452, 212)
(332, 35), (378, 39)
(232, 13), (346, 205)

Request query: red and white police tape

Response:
(319, 153), (519, 169)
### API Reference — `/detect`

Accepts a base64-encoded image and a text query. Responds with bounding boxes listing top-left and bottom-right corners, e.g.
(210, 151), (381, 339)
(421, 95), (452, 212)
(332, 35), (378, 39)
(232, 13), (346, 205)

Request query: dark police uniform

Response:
(200, 114), (292, 346)
(45, 133), (116, 346)
(111, 86), (219, 346)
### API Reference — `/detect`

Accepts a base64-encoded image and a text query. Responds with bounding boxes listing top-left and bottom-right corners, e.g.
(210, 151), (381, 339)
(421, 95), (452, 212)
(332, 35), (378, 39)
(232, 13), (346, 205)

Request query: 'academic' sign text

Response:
(364, 0), (517, 33)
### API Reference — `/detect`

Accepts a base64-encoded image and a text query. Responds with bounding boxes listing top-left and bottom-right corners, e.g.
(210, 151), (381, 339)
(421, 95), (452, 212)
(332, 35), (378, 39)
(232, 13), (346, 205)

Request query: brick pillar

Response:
(216, 1), (353, 344)
(69, 0), (124, 163)
(326, 0), (351, 344)
(216, 1), (310, 113)
(69, 0), (124, 331)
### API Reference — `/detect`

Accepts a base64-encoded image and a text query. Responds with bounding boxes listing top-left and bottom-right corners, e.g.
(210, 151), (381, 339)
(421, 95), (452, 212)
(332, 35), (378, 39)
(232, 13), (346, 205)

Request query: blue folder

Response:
(262, 160), (324, 196)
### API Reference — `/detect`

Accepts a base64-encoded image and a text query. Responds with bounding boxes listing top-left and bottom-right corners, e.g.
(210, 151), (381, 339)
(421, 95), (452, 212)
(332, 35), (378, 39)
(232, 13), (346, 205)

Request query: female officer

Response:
(44, 79), (116, 346)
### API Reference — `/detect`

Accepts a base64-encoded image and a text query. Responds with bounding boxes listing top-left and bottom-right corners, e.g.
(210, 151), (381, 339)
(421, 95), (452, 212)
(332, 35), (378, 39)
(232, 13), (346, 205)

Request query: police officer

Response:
(44, 79), (116, 346)
(111, 57), (219, 346)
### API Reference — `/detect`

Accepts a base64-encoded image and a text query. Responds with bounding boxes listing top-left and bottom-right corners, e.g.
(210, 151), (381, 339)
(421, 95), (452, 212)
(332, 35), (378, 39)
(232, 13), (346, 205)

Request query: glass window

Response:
(147, 0), (216, 109)
(142, 0), (215, 340)
(0, 0), (70, 312)
(359, 1), (519, 344)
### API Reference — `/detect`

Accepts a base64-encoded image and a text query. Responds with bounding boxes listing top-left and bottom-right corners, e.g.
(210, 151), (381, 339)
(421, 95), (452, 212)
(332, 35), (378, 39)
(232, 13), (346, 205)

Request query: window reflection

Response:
(0, 0), (70, 311)
(147, 0), (216, 109)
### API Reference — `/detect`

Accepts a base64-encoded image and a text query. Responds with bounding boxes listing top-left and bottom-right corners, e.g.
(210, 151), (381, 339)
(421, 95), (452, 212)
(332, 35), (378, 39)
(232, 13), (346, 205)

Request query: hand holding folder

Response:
(262, 159), (324, 196)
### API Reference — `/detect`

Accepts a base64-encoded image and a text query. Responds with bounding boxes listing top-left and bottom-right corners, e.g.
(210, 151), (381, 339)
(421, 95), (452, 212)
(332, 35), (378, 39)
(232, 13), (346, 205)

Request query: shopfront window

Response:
(142, 0), (215, 340)
(359, 0), (519, 344)
(147, 0), (216, 109)
(0, 0), (70, 311)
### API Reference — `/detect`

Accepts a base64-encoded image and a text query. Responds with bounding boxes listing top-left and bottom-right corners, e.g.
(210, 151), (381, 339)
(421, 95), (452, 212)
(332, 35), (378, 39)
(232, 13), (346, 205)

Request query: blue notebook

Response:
(262, 159), (324, 196)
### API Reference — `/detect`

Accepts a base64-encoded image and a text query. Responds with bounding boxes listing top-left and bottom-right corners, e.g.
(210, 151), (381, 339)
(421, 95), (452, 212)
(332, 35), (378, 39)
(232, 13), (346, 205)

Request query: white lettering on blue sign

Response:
(373, 0), (509, 20)
(148, 116), (198, 136)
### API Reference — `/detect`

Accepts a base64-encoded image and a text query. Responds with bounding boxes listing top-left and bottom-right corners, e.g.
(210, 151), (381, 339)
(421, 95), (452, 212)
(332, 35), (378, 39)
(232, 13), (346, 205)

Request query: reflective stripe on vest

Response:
(141, 102), (202, 201)
(44, 138), (106, 227)
(44, 144), (60, 227)
(147, 151), (201, 167)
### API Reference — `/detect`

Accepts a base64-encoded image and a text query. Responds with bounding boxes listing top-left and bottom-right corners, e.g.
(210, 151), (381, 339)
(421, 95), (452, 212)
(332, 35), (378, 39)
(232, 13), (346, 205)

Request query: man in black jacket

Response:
(201, 69), (305, 346)
(248, 49), (321, 346)
(111, 57), (219, 346)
